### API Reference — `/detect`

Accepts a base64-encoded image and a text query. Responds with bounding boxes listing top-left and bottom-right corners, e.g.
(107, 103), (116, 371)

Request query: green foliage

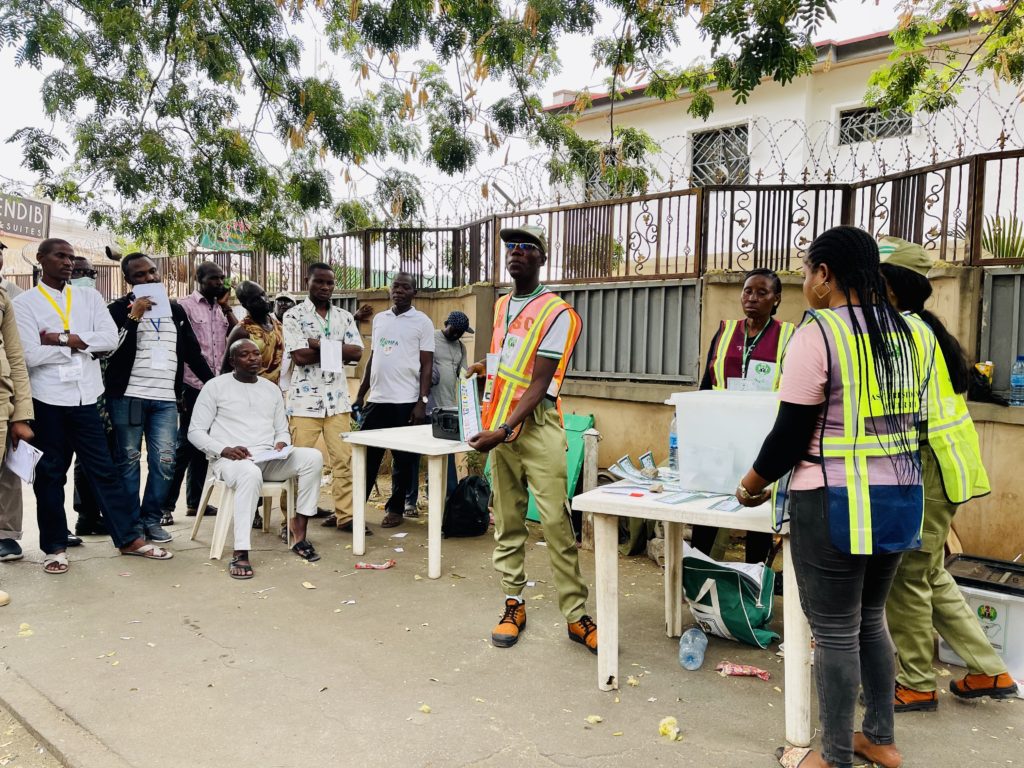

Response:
(548, 125), (661, 199)
(867, 1), (1024, 114)
(0, 0), (859, 251)
(982, 215), (1024, 260)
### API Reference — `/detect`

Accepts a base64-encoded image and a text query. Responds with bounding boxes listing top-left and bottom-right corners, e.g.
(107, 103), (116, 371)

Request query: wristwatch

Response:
(57, 332), (70, 347)
(421, 395), (429, 404)
(498, 423), (514, 441)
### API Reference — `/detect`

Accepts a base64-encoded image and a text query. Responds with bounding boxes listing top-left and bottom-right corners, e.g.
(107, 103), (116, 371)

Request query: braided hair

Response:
(880, 263), (970, 394)
(807, 226), (920, 483)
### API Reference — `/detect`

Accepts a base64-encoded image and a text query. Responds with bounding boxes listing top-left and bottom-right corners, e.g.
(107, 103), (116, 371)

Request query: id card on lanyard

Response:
(37, 285), (82, 381)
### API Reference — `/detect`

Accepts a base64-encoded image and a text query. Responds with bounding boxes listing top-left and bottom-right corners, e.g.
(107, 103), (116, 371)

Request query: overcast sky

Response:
(0, 0), (910, 223)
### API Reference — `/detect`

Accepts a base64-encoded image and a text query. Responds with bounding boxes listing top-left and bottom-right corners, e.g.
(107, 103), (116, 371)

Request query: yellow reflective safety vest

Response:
(903, 313), (990, 504)
(481, 288), (581, 438)
(773, 307), (935, 555)
(709, 318), (795, 390)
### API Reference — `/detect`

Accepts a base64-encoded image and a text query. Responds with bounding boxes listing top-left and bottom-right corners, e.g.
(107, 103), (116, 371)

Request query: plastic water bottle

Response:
(668, 416), (679, 472)
(678, 627), (708, 671)
(1011, 356), (1024, 407)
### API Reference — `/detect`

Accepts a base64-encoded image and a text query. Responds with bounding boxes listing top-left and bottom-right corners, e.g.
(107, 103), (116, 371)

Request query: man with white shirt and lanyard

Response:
(13, 239), (173, 574)
(352, 272), (434, 530)
(467, 225), (597, 655)
(105, 253), (215, 542)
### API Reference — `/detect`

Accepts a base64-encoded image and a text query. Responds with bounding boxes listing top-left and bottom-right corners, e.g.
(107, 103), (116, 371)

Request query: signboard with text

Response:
(0, 193), (51, 241)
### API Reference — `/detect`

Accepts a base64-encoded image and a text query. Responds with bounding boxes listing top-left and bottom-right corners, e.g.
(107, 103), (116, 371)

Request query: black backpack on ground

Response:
(442, 476), (491, 538)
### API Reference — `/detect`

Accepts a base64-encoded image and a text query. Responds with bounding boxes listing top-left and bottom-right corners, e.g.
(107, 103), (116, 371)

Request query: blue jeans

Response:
(31, 400), (143, 553)
(108, 397), (179, 528)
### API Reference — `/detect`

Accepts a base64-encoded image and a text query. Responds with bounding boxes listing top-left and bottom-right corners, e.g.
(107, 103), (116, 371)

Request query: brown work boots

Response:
(490, 598), (600, 654)
(950, 672), (1018, 700)
(567, 614), (599, 654)
(895, 672), (1018, 712)
(491, 598), (527, 648)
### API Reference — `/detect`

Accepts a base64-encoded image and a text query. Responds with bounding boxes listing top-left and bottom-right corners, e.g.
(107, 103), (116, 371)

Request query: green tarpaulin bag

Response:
(682, 542), (779, 649)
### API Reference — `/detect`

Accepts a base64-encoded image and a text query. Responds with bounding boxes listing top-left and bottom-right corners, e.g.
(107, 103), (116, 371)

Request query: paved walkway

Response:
(0, 476), (1020, 767)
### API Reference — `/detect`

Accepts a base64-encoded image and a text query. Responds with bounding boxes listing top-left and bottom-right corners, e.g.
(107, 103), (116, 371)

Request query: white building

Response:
(546, 27), (1022, 191)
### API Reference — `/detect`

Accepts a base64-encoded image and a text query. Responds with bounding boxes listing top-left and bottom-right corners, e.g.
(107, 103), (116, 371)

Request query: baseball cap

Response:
(274, 292), (295, 302)
(445, 310), (474, 334)
(878, 236), (934, 277)
(499, 224), (547, 258)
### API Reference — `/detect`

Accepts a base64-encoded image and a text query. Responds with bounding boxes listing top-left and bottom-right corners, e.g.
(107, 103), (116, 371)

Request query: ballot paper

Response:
(251, 445), (293, 463)
(459, 373), (483, 441)
(4, 440), (44, 483)
(131, 282), (172, 319)
(319, 338), (344, 373)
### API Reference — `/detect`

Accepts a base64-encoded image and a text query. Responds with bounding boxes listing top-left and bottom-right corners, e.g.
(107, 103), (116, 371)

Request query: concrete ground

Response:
(0, 473), (1020, 768)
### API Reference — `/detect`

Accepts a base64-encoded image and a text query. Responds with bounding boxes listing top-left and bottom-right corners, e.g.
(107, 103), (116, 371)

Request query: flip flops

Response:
(229, 557), (254, 580)
(775, 747), (817, 767)
(121, 544), (173, 560)
(381, 512), (403, 528)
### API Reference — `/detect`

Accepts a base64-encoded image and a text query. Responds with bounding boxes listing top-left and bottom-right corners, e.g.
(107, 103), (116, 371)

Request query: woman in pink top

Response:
(735, 227), (928, 768)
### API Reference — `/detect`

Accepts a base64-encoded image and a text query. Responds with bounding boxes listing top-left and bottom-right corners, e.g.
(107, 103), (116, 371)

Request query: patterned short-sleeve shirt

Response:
(282, 298), (363, 418)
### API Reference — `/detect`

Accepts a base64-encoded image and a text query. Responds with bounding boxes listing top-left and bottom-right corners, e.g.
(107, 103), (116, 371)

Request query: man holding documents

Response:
(0, 272), (34, 568)
(467, 225), (597, 655)
(190, 339), (325, 574)
(105, 253), (214, 541)
(283, 262), (363, 534)
(14, 239), (173, 573)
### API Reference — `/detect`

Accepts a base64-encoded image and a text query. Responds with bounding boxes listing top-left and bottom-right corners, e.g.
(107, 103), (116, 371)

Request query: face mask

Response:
(70, 277), (96, 289)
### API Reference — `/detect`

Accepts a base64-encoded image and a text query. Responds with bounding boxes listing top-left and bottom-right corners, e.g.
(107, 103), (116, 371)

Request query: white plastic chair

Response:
(189, 469), (296, 559)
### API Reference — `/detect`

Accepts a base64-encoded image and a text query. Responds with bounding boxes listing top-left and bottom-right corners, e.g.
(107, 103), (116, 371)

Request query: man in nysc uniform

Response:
(468, 225), (597, 655)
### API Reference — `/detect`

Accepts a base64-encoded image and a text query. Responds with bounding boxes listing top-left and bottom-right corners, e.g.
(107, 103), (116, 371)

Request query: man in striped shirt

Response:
(104, 254), (214, 542)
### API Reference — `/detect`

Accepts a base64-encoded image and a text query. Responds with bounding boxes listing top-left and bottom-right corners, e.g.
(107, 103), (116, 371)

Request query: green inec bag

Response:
(682, 543), (779, 649)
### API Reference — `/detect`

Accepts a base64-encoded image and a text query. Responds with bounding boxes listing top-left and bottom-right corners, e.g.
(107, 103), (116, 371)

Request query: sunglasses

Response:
(71, 269), (98, 279)
(504, 242), (539, 253)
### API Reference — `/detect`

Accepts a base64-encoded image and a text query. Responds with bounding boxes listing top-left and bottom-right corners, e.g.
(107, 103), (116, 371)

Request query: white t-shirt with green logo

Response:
(368, 306), (436, 403)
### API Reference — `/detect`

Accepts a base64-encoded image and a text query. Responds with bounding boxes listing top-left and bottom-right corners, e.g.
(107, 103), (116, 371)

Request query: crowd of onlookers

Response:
(0, 236), (472, 590)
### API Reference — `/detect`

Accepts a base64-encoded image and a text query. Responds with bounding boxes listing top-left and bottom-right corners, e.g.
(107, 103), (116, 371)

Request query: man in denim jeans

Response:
(104, 254), (214, 541)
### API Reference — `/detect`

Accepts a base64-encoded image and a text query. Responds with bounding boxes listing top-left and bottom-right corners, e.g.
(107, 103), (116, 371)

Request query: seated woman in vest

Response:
(736, 227), (931, 768)
(879, 239), (1017, 711)
(692, 268), (795, 564)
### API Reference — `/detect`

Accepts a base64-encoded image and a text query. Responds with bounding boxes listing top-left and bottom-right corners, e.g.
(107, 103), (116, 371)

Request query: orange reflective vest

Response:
(481, 289), (581, 437)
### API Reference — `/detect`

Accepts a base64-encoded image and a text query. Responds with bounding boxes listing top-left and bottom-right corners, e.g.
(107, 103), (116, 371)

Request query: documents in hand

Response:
(5, 440), (44, 483)
(130, 282), (172, 318)
(459, 373), (483, 441)
(319, 338), (344, 373)
(251, 445), (293, 463)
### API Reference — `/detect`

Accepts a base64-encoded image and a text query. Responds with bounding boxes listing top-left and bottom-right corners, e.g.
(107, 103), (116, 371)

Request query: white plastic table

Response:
(570, 488), (813, 748)
(342, 424), (470, 579)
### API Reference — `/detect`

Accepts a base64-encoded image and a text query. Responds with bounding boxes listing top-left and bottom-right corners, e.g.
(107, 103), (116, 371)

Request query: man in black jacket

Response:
(105, 253), (214, 542)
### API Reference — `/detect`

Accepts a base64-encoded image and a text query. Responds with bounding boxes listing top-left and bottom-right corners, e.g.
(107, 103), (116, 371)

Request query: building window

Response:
(691, 124), (749, 187)
(838, 107), (912, 144)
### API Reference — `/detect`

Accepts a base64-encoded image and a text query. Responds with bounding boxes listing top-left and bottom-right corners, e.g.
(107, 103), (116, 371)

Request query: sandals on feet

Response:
(121, 543), (173, 560)
(381, 512), (403, 528)
(43, 553), (69, 574)
(229, 557), (254, 580)
(775, 747), (818, 768)
(291, 540), (321, 562)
